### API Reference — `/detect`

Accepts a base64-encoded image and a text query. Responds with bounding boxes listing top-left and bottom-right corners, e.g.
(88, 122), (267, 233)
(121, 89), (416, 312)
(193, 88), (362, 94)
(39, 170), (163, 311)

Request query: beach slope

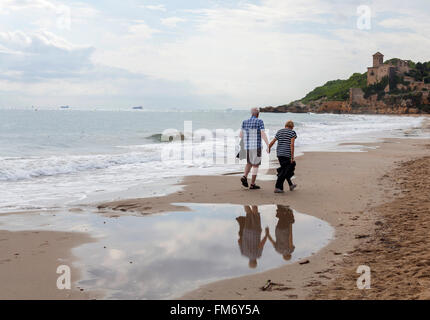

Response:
(100, 135), (430, 299)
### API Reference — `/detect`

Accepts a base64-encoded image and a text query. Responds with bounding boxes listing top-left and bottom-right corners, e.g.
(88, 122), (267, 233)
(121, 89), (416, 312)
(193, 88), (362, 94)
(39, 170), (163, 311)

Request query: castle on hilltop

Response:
(260, 51), (429, 114)
(367, 52), (410, 86)
(349, 52), (429, 106)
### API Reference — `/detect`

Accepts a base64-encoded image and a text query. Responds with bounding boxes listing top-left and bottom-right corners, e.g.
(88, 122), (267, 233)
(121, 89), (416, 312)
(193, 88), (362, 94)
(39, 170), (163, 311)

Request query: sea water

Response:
(0, 109), (426, 212)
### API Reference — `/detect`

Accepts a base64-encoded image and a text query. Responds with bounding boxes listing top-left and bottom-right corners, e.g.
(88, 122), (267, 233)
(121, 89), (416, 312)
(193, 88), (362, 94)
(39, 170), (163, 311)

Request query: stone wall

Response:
(367, 54), (410, 86)
(367, 67), (378, 86)
(349, 88), (366, 104)
(395, 60), (411, 74)
(367, 65), (395, 86)
(373, 53), (383, 67)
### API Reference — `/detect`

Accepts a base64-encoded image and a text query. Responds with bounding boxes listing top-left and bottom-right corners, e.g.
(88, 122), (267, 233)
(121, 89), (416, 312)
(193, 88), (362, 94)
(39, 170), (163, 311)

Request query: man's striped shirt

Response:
(275, 129), (297, 158)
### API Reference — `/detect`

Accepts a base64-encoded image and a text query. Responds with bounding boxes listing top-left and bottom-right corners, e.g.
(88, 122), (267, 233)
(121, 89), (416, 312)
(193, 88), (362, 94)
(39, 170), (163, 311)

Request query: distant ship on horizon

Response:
(132, 106), (143, 110)
(60, 105), (70, 109)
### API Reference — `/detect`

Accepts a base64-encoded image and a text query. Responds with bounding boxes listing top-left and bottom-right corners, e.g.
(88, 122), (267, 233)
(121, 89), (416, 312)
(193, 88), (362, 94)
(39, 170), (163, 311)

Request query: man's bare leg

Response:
(244, 163), (252, 178)
(241, 164), (252, 188)
(251, 165), (259, 185)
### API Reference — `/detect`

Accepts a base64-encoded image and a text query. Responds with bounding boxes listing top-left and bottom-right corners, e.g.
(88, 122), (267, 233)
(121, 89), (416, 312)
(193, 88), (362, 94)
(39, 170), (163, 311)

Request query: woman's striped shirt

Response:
(275, 129), (297, 158)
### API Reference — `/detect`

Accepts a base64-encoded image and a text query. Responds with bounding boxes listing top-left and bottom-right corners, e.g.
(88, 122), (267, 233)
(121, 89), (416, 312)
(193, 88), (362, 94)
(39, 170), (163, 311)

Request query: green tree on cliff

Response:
(300, 73), (367, 103)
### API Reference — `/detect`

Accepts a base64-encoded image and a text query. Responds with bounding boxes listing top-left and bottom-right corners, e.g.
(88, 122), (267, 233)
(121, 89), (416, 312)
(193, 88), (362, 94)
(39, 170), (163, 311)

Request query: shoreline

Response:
(0, 119), (428, 299)
(98, 135), (429, 299)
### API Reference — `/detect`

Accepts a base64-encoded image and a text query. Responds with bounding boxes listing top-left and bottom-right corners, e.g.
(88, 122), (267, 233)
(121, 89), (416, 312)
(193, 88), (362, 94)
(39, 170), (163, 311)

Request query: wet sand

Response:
(99, 135), (430, 299)
(0, 229), (96, 299)
(2, 120), (429, 300)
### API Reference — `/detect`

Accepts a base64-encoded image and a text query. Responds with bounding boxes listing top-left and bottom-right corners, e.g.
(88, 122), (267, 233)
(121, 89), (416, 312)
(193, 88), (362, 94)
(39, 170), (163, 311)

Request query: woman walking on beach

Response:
(268, 120), (297, 193)
(267, 205), (295, 261)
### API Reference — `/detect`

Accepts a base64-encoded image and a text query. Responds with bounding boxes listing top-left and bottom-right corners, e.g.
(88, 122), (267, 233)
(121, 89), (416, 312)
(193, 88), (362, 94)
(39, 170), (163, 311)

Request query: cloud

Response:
(2, 0), (430, 109)
(0, 30), (94, 80)
(0, 0), (57, 11)
(94, 0), (430, 107)
(142, 4), (166, 12)
(0, 29), (213, 109)
(0, 66), (214, 109)
(0, 0), (98, 31)
(93, 1), (362, 107)
(161, 17), (187, 28)
(378, 16), (430, 35)
(128, 20), (160, 39)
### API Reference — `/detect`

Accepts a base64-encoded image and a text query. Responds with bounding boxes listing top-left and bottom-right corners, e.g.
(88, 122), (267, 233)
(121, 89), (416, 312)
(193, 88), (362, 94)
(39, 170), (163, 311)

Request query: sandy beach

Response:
(311, 154), (430, 299)
(98, 122), (429, 300)
(0, 119), (428, 300)
(3, 0), (430, 303)
(0, 0), (430, 304)
(0, 227), (96, 299)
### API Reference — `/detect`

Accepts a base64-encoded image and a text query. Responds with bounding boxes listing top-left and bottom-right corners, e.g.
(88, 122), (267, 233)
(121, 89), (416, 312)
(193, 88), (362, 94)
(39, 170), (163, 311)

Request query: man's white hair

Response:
(251, 108), (260, 117)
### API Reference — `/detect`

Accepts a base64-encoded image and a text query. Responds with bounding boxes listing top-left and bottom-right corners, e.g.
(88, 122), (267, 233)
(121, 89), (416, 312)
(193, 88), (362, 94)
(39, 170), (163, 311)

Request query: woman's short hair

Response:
(285, 120), (294, 129)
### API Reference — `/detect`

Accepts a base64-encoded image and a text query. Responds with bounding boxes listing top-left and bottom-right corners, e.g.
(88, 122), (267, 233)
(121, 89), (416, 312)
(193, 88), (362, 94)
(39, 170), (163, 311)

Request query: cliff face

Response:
(261, 55), (430, 114)
(261, 91), (429, 114)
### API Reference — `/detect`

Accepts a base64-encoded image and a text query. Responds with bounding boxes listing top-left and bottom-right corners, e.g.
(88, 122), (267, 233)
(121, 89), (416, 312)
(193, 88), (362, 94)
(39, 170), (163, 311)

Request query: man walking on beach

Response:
(240, 108), (269, 190)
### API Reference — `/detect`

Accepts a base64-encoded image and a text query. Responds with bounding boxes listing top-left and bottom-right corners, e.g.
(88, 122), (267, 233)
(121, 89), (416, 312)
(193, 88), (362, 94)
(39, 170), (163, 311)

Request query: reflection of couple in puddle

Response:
(236, 205), (295, 268)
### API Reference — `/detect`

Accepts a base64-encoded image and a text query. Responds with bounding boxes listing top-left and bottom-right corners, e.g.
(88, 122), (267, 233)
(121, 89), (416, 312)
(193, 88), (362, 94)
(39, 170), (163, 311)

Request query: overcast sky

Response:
(0, 0), (429, 109)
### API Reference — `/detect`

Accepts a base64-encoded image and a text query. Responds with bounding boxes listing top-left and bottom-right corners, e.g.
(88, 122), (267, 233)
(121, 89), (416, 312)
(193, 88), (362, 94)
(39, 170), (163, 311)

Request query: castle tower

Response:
(373, 52), (384, 67)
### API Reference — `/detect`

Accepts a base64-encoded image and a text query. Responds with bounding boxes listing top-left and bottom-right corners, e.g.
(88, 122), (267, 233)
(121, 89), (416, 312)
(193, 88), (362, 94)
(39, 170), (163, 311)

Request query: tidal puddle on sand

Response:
(0, 204), (333, 299)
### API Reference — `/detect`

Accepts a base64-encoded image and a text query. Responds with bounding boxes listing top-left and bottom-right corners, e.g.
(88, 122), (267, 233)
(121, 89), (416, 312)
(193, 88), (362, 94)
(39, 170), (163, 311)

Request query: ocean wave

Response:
(0, 152), (158, 182)
(1, 115), (424, 183)
(146, 132), (185, 142)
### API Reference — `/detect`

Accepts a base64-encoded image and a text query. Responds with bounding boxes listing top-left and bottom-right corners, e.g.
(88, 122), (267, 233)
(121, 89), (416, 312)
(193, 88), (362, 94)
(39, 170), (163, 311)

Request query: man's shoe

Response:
(274, 188), (285, 193)
(241, 176), (249, 188)
(249, 184), (261, 190)
(289, 184), (297, 191)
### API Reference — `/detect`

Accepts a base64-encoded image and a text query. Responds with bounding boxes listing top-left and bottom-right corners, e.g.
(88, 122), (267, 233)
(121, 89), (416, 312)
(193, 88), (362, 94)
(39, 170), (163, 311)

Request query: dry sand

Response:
(99, 135), (430, 300)
(311, 154), (430, 300)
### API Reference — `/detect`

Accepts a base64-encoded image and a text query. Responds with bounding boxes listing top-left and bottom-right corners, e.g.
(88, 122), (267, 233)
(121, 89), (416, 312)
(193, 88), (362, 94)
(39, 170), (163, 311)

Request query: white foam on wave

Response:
(0, 151), (159, 182)
(289, 115), (425, 148)
(0, 114), (426, 212)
